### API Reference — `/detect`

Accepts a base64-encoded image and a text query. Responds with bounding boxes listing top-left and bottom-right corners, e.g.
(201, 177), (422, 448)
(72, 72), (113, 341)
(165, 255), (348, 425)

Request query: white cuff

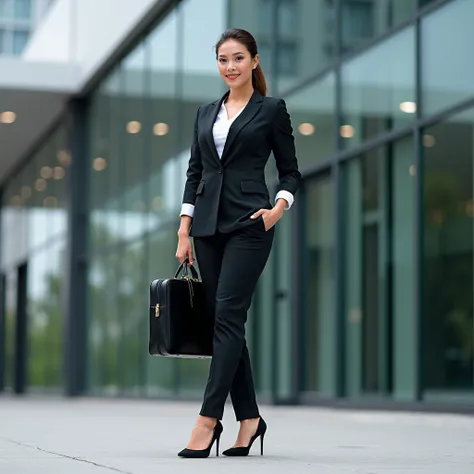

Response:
(180, 203), (195, 217)
(275, 190), (294, 210)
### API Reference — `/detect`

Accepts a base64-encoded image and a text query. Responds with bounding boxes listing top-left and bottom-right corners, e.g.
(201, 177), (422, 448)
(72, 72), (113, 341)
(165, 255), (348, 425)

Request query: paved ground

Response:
(0, 396), (473, 474)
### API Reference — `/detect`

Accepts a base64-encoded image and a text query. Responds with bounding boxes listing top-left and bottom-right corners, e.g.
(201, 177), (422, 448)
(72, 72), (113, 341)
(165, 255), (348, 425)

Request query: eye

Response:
(236, 56), (244, 61)
(219, 58), (227, 63)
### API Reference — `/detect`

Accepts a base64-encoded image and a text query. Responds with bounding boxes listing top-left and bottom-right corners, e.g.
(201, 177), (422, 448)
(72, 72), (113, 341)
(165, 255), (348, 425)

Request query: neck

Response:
(228, 83), (254, 103)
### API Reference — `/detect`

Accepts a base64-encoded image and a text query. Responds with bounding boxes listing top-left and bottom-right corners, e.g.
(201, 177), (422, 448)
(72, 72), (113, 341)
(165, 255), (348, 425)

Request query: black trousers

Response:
(193, 217), (274, 421)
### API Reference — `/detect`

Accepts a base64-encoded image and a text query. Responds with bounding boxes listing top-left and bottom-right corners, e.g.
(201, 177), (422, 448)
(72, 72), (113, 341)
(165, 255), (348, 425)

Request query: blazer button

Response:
(218, 170), (222, 174)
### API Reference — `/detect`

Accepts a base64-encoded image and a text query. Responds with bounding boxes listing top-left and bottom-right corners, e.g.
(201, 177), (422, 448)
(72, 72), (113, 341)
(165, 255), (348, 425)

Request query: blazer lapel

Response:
(221, 90), (263, 163)
(204, 91), (228, 164)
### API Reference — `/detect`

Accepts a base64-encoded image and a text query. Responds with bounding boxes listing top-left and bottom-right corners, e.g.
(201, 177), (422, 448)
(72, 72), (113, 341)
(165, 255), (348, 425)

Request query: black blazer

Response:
(182, 90), (301, 237)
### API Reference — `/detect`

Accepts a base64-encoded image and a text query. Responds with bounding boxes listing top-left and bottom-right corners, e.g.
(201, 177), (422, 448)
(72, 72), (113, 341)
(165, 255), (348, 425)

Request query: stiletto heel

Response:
(222, 417), (267, 457)
(178, 420), (223, 458)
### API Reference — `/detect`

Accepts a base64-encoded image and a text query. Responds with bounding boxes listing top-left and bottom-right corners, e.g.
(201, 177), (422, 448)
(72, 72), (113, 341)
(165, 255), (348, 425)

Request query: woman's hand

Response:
(251, 206), (284, 231)
(176, 233), (194, 265)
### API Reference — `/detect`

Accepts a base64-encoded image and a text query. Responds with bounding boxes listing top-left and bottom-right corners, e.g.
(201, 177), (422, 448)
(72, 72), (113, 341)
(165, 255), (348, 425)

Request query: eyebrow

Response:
(218, 52), (245, 57)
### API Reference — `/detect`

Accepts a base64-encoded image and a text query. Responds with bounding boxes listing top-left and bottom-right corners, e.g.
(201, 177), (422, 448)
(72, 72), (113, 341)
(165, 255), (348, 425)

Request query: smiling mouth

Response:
(226, 74), (240, 79)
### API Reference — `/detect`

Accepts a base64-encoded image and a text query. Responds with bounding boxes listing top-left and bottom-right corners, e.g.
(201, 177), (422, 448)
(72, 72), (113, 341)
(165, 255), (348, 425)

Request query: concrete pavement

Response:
(1, 396), (473, 473)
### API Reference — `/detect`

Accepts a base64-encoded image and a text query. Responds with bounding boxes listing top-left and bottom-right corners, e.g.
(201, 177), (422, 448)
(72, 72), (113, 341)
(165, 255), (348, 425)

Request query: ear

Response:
(253, 54), (260, 70)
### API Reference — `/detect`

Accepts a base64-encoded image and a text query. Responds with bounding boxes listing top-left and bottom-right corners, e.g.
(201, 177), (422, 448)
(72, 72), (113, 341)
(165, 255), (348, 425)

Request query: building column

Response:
(63, 98), (90, 396)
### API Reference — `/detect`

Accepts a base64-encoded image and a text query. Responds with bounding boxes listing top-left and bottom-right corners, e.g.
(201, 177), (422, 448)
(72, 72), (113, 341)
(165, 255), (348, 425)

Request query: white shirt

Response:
(180, 103), (294, 218)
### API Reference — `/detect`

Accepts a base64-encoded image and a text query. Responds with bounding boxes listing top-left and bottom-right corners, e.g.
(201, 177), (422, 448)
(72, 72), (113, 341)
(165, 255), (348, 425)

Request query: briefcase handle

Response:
(174, 257), (199, 281)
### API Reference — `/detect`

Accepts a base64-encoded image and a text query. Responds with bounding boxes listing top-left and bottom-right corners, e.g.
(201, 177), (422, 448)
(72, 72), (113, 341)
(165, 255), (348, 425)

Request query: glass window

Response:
(88, 85), (110, 253)
(341, 27), (415, 149)
(12, 29), (29, 55)
(302, 172), (335, 396)
(104, 69), (123, 247)
(0, 0), (10, 19)
(14, 0), (31, 19)
(423, 108), (474, 392)
(122, 44), (147, 240)
(391, 136), (416, 400)
(147, 9), (179, 230)
(277, 0), (336, 92)
(182, 0), (226, 104)
(343, 136), (415, 398)
(0, 29), (6, 53)
(87, 255), (108, 392)
(341, 0), (416, 55)
(422, 0), (474, 115)
(49, 126), (68, 237)
(27, 248), (52, 388)
(258, 0), (273, 36)
(285, 71), (336, 168)
(119, 239), (147, 394)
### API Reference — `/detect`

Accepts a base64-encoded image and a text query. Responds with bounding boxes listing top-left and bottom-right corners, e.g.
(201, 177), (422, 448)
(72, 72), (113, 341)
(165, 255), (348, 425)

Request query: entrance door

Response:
(299, 171), (337, 398)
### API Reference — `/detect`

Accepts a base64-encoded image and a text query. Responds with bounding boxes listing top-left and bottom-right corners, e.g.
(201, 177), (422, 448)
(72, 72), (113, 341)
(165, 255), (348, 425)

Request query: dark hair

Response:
(215, 28), (267, 97)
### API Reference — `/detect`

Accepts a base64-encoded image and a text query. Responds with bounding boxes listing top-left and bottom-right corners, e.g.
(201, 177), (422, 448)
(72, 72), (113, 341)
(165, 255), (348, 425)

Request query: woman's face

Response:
(217, 39), (258, 89)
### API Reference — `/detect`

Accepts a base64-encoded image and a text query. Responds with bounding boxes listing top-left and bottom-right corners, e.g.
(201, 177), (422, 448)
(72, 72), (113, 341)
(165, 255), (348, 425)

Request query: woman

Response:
(175, 28), (300, 458)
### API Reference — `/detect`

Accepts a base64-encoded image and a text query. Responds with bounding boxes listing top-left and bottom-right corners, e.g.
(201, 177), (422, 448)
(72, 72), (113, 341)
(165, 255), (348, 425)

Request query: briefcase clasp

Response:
(155, 304), (160, 318)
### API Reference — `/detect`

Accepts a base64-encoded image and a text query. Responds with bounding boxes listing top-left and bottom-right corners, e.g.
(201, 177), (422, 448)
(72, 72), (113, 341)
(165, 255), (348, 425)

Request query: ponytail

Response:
(252, 64), (267, 96)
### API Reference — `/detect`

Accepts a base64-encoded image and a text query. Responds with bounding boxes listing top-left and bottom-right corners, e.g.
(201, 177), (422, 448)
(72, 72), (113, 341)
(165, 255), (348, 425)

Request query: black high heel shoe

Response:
(222, 417), (267, 457)
(178, 420), (223, 458)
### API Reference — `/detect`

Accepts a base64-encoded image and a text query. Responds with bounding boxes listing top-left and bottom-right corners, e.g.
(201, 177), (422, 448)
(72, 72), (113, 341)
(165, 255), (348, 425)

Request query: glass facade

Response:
(1, 0), (473, 407)
(0, 124), (69, 392)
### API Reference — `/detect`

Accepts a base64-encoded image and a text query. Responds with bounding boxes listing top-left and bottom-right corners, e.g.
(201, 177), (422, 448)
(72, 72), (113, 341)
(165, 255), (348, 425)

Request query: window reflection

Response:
(285, 71), (336, 167)
(341, 0), (416, 55)
(147, 9), (179, 228)
(341, 27), (415, 149)
(122, 44), (147, 240)
(423, 108), (474, 391)
(303, 173), (335, 395)
(277, 0), (336, 92)
(27, 240), (65, 389)
(422, 0), (474, 115)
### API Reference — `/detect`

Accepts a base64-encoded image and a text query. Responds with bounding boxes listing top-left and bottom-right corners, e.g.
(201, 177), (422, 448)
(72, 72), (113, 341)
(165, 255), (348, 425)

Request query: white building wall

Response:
(23, 0), (165, 88)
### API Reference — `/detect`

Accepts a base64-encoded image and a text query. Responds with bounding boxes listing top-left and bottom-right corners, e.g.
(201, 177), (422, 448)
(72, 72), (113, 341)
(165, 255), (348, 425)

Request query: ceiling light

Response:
(57, 149), (71, 166)
(298, 123), (315, 136)
(153, 122), (169, 136)
(35, 179), (46, 192)
(400, 101), (417, 114)
(466, 200), (474, 217)
(423, 134), (436, 147)
(41, 166), (53, 179)
(53, 166), (65, 180)
(1, 111), (17, 123)
(340, 125), (355, 138)
(127, 121), (142, 134)
(93, 157), (107, 171)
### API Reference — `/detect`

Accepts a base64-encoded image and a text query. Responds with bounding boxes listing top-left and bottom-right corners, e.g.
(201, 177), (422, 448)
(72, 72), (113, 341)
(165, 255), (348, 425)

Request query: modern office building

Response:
(0, 0), (53, 56)
(0, 0), (473, 410)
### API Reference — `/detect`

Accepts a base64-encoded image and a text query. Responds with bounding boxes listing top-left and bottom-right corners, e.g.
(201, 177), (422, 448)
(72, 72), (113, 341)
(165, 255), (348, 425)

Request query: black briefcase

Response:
(149, 258), (213, 358)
